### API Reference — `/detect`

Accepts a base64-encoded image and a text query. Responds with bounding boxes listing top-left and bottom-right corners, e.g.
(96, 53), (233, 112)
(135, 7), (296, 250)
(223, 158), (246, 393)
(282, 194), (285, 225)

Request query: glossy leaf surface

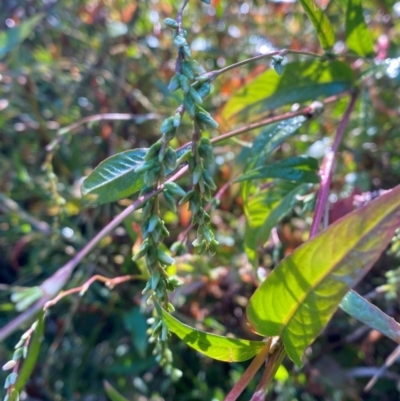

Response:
(345, 0), (374, 57)
(222, 61), (353, 124)
(244, 183), (311, 266)
(247, 185), (400, 365)
(340, 290), (400, 343)
(162, 309), (265, 362)
(298, 0), (335, 50)
(236, 156), (319, 183)
(82, 149), (147, 205)
(0, 14), (43, 58)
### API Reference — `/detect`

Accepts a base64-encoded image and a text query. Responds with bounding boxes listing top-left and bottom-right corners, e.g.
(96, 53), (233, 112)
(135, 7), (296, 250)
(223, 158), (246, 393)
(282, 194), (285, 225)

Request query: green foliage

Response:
(162, 309), (265, 362)
(2, 0), (400, 400)
(0, 14), (43, 58)
(297, 0), (336, 50)
(345, 0), (375, 57)
(247, 185), (400, 365)
(222, 61), (354, 124)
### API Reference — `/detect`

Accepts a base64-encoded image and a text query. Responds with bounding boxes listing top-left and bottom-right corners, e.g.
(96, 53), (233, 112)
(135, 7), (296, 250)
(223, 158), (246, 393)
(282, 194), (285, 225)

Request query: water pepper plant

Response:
(2, 0), (400, 400)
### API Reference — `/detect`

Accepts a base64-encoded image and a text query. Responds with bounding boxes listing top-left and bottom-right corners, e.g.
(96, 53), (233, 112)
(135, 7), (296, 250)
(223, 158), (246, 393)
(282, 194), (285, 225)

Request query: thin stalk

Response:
(249, 342), (286, 401)
(309, 91), (358, 237)
(223, 338), (272, 401)
(208, 49), (325, 81)
(0, 166), (188, 341)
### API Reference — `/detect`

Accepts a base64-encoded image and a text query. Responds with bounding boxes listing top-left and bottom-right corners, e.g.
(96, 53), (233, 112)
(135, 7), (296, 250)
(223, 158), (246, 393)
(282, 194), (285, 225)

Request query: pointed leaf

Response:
(244, 183), (311, 266)
(221, 61), (353, 125)
(82, 149), (147, 205)
(247, 184), (400, 366)
(340, 290), (400, 344)
(0, 14), (44, 58)
(103, 381), (129, 401)
(298, 0), (335, 50)
(345, 0), (374, 57)
(237, 156), (319, 183)
(162, 309), (265, 362)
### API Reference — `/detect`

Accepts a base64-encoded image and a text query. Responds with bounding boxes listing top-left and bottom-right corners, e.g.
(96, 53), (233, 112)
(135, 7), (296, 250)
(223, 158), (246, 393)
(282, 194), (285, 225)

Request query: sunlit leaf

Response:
(82, 149), (147, 205)
(162, 309), (265, 362)
(340, 290), (400, 343)
(103, 381), (129, 401)
(236, 156), (319, 183)
(244, 182), (311, 266)
(298, 0), (335, 50)
(247, 184), (400, 366)
(345, 0), (374, 57)
(221, 61), (353, 124)
(0, 14), (43, 58)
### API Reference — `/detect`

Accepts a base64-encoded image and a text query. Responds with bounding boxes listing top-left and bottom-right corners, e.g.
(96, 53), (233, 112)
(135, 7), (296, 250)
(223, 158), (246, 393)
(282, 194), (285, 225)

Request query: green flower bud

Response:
(196, 111), (219, 129)
(183, 94), (196, 117)
(202, 169), (217, 190)
(164, 190), (177, 212)
(182, 60), (194, 79)
(192, 165), (203, 185)
(174, 35), (187, 48)
(12, 348), (23, 361)
(189, 87), (203, 105)
(145, 140), (162, 161)
(164, 147), (177, 170)
(179, 189), (195, 205)
(168, 74), (181, 92)
(160, 116), (175, 134)
(164, 18), (178, 28)
(165, 182), (186, 197)
(197, 81), (211, 98)
(157, 249), (175, 266)
(179, 74), (191, 93)
(151, 270), (161, 290)
(182, 44), (192, 58)
(190, 60), (207, 76)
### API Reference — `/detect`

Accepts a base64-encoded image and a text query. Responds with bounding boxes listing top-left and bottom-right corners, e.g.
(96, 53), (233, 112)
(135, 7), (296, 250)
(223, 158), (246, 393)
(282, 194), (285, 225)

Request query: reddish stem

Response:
(309, 91), (358, 238)
(223, 339), (272, 401)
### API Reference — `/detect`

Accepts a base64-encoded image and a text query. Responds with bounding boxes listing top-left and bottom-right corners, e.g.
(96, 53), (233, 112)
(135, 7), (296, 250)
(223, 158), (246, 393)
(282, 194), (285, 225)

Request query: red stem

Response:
(309, 91), (358, 238)
(223, 339), (272, 401)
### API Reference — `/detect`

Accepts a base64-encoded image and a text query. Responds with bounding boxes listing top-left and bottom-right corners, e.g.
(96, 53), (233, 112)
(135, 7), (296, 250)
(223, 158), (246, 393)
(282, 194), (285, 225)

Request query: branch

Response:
(310, 91), (358, 237)
(0, 167), (187, 341)
(223, 338), (272, 401)
(46, 113), (161, 152)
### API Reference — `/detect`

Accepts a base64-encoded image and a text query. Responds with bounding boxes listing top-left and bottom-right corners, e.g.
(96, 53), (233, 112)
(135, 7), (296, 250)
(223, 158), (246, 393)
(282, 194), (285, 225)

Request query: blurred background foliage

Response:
(2, 0), (400, 400)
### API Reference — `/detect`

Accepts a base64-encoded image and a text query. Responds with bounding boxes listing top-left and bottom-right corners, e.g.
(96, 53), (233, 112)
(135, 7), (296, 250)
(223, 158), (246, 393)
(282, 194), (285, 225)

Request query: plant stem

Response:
(0, 166), (188, 341)
(309, 91), (358, 238)
(249, 342), (286, 401)
(223, 338), (272, 401)
(207, 49), (324, 80)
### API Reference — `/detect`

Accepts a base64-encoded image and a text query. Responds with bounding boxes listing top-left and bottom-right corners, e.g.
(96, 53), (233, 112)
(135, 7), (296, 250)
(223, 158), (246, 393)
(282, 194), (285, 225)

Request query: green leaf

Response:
(221, 61), (353, 124)
(345, 0), (374, 57)
(162, 309), (265, 362)
(236, 156), (319, 183)
(297, 0), (335, 50)
(15, 311), (45, 392)
(340, 290), (400, 343)
(82, 149), (147, 205)
(82, 145), (191, 205)
(247, 184), (400, 366)
(103, 381), (130, 401)
(247, 117), (308, 169)
(0, 14), (44, 58)
(244, 183), (311, 266)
